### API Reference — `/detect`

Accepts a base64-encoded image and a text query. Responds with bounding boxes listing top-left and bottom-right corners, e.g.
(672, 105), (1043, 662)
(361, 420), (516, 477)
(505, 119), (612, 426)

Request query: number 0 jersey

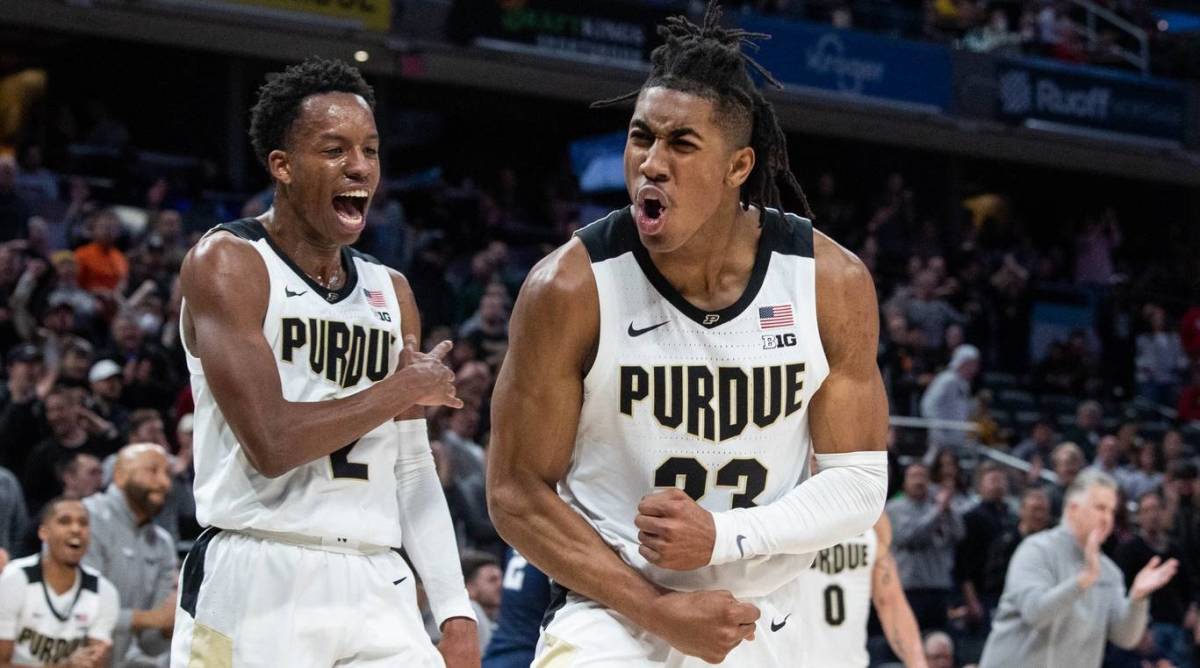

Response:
(794, 527), (878, 668)
(565, 207), (829, 598)
(183, 218), (406, 546)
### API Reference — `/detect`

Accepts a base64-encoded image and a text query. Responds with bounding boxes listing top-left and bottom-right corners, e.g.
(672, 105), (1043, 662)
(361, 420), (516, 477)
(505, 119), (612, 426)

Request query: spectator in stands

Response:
(1013, 418), (1057, 463)
(170, 413), (198, 541)
(83, 443), (176, 667)
(0, 157), (31, 242)
(56, 337), (94, 389)
(929, 447), (973, 515)
(924, 630), (955, 668)
(920, 344), (980, 454)
(1177, 363), (1200, 422)
(888, 462), (965, 632)
(896, 271), (965, 351)
(59, 451), (103, 500)
(1136, 304), (1189, 406)
(1124, 441), (1166, 503)
(981, 488), (1052, 611)
(979, 470), (1178, 668)
(1074, 209), (1121, 286)
(957, 463), (1015, 627)
(0, 344), (47, 472)
(1038, 441), (1085, 517)
(87, 358), (130, 436)
(463, 551), (502, 653)
(1165, 463), (1200, 612)
(22, 386), (119, 514)
(1160, 429), (1190, 473)
(0, 465), (27, 559)
(459, 286), (510, 370)
(74, 209), (128, 295)
(14, 144), (58, 203)
(1062, 400), (1103, 460)
(1089, 434), (1126, 479)
(47, 250), (101, 324)
(1115, 491), (1196, 668)
(1180, 304), (1200, 360)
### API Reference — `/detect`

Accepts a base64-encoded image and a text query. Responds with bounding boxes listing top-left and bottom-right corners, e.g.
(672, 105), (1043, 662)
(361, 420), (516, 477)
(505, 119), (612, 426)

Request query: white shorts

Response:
(170, 528), (444, 668)
(533, 577), (806, 668)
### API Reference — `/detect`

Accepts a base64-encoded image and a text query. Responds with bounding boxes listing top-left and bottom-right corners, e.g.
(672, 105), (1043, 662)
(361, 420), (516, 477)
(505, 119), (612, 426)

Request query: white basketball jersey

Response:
(183, 218), (406, 546)
(795, 527), (878, 668)
(566, 207), (829, 598)
(0, 555), (119, 666)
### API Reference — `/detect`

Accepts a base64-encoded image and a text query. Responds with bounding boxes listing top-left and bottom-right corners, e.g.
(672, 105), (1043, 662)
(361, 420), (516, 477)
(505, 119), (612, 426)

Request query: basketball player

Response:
(482, 549), (551, 668)
(487, 3), (889, 665)
(796, 513), (928, 668)
(0, 497), (118, 668)
(170, 58), (478, 667)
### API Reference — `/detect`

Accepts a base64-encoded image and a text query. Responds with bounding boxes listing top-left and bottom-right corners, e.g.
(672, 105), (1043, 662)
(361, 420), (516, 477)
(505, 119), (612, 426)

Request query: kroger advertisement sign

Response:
(996, 58), (1188, 142)
(738, 15), (953, 109)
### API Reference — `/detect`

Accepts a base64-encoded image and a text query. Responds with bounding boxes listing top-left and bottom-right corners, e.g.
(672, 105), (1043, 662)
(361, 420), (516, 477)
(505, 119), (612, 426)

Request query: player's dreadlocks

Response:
(249, 57), (376, 169)
(594, 0), (811, 219)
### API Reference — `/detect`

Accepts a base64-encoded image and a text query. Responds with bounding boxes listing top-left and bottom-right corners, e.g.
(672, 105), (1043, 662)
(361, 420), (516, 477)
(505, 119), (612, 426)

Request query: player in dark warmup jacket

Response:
(483, 549), (551, 668)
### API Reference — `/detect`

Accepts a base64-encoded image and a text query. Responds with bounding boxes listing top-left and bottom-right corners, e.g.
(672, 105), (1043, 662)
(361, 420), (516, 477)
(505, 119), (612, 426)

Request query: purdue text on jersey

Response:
(619, 363), (806, 442)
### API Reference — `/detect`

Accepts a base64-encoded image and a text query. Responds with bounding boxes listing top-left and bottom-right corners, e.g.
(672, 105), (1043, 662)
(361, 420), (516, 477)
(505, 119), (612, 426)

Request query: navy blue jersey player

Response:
(483, 549), (551, 668)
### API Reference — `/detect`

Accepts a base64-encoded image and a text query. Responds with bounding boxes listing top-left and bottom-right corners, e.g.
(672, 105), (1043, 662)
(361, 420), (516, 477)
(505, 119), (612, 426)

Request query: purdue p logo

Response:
(703, 314), (720, 325)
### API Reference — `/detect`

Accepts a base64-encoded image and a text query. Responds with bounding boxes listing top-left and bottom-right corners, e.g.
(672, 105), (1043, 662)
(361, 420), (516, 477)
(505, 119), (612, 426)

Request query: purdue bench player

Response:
(488, 3), (889, 665)
(170, 59), (477, 667)
(796, 513), (927, 668)
(0, 498), (118, 668)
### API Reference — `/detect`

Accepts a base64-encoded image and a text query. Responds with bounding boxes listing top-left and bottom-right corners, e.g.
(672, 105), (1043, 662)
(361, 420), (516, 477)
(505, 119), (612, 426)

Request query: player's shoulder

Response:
(1, 554), (40, 586)
(812, 225), (873, 300)
(183, 218), (267, 276)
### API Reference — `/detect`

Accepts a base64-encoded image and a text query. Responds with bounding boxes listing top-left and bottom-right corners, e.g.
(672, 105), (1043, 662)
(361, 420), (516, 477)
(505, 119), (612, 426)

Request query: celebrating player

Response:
(170, 58), (477, 667)
(487, 2), (890, 665)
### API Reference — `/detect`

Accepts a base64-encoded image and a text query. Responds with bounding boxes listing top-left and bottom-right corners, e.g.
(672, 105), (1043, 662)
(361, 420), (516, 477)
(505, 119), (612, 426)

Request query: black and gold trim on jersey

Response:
(23, 556), (97, 623)
(207, 218), (385, 304)
(574, 207), (814, 329)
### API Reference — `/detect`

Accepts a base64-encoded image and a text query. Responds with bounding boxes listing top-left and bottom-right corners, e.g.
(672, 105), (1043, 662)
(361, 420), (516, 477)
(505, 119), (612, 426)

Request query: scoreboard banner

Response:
(446, 0), (683, 69)
(217, 0), (391, 32)
(737, 14), (954, 110)
(995, 56), (1188, 142)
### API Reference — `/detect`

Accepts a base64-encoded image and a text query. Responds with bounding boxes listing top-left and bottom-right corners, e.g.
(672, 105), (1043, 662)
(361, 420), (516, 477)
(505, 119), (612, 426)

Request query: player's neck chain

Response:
(305, 265), (344, 291)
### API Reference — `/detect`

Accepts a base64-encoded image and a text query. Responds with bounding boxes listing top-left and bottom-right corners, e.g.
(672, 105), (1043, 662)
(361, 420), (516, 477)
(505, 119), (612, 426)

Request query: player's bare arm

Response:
(807, 231), (889, 457)
(180, 232), (461, 478)
(388, 269), (480, 668)
(870, 514), (928, 668)
(637, 230), (889, 570)
(488, 240), (759, 664)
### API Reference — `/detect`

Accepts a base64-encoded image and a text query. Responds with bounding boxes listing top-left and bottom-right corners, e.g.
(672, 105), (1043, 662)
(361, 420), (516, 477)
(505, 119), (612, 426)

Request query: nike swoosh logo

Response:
(285, 288), (307, 298)
(770, 614), (791, 632)
(628, 321), (669, 337)
(736, 534), (748, 558)
(393, 577), (408, 585)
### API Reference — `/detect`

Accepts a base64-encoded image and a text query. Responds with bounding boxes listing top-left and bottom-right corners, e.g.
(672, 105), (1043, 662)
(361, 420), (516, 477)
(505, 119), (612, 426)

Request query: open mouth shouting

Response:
(634, 185), (671, 236)
(332, 188), (370, 232)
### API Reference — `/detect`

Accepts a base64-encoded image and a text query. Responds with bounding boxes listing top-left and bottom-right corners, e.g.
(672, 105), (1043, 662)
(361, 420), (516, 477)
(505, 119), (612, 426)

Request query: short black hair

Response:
(39, 496), (86, 526)
(595, 0), (811, 219)
(248, 57), (376, 169)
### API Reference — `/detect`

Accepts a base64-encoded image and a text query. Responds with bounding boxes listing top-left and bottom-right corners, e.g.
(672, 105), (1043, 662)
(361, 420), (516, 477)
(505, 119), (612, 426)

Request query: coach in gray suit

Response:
(980, 469), (1179, 668)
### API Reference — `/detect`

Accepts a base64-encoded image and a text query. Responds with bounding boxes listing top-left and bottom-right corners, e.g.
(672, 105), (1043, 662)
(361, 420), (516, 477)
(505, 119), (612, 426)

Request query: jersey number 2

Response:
(330, 439), (368, 480)
(653, 457), (767, 508)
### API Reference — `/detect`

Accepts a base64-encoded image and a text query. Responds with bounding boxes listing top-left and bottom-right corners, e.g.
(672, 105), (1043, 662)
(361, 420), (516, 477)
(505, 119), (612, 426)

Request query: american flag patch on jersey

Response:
(758, 304), (794, 329)
(363, 289), (387, 308)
